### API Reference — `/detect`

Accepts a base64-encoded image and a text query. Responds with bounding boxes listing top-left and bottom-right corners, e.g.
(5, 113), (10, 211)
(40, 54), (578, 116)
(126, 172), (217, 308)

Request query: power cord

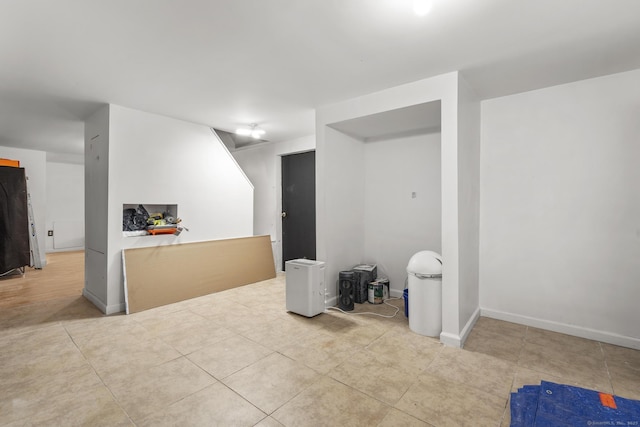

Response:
(325, 297), (402, 318)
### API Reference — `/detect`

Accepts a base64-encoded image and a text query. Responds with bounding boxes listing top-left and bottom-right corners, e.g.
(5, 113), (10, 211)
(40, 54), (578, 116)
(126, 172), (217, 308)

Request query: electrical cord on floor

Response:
(325, 297), (402, 318)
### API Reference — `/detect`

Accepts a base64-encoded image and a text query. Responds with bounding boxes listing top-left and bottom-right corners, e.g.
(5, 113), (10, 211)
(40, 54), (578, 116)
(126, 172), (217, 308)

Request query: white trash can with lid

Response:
(407, 251), (443, 337)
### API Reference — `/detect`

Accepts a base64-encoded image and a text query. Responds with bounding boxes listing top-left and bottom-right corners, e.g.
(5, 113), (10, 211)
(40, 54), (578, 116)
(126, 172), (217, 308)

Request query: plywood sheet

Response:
(123, 235), (276, 313)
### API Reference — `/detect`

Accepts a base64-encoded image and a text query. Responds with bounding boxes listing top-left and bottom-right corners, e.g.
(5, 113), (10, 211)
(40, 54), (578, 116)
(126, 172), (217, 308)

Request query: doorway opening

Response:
(281, 151), (316, 270)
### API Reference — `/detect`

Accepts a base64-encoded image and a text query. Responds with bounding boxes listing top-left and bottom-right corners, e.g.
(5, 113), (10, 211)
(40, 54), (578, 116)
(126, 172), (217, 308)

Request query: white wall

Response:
(0, 146), (47, 266)
(321, 126), (367, 281)
(456, 75), (481, 332)
(84, 105), (111, 308)
(84, 104), (254, 314)
(480, 68), (640, 348)
(363, 132), (441, 294)
(232, 134), (316, 271)
(233, 145), (277, 239)
(46, 161), (84, 252)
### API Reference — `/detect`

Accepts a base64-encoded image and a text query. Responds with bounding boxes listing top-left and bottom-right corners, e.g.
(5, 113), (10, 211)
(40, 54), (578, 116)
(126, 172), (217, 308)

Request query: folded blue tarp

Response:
(511, 381), (640, 427)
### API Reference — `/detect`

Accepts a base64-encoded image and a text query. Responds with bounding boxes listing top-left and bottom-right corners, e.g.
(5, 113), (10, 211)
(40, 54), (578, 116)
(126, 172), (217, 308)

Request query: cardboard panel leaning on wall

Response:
(123, 235), (276, 313)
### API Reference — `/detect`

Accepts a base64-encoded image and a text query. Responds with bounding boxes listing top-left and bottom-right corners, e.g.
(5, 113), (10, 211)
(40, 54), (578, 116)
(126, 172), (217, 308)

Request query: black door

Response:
(281, 151), (316, 269)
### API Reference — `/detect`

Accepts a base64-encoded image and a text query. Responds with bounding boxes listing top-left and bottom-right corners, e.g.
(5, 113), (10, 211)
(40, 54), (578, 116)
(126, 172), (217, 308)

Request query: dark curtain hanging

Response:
(0, 166), (31, 273)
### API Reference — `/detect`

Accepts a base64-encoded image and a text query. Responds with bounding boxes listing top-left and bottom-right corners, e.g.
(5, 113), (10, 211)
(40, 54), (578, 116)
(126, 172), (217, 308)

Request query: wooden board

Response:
(123, 235), (275, 314)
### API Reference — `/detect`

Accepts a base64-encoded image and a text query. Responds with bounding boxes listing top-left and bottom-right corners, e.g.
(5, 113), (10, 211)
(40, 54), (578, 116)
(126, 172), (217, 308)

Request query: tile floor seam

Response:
(63, 340), (137, 426)
(183, 353), (223, 383)
(326, 370), (400, 408)
(516, 326), (529, 367)
(498, 385), (512, 427)
(422, 343), (445, 371)
(600, 343), (617, 395)
(426, 359), (513, 405)
(250, 373), (321, 417)
(391, 376), (424, 411)
(239, 329), (285, 351)
(515, 337), (525, 367)
(601, 340), (617, 395)
(372, 405), (395, 427)
(59, 322), (127, 410)
(115, 357), (217, 424)
(109, 392), (137, 427)
(143, 380), (228, 423)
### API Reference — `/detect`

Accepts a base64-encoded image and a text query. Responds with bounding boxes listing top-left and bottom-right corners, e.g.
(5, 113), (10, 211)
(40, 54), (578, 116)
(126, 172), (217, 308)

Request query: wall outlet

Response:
(47, 230), (53, 236)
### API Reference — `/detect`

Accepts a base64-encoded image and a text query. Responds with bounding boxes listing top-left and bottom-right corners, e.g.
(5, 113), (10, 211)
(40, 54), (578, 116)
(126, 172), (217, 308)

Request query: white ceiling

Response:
(1, 0), (639, 157)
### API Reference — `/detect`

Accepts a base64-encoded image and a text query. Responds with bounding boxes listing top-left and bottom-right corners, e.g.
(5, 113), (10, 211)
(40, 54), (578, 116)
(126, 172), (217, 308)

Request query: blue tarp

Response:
(511, 381), (640, 427)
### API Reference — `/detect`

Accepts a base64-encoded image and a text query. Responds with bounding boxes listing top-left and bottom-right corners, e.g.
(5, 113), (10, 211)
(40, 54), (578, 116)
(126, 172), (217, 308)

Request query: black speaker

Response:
(352, 264), (377, 304)
(338, 271), (355, 311)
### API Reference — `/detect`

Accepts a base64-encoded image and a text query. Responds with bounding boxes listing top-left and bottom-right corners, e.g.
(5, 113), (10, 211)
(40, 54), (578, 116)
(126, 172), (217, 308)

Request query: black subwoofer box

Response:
(338, 271), (355, 311)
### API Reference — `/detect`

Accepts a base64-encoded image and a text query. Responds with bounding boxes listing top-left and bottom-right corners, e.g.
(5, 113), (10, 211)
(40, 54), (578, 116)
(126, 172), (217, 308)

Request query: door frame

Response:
(275, 149), (316, 272)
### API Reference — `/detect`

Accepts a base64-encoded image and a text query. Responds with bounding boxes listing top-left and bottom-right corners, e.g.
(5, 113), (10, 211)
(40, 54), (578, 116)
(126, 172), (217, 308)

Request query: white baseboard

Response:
(106, 302), (126, 315)
(46, 246), (84, 253)
(460, 307), (481, 347)
(83, 288), (106, 313)
(481, 308), (640, 350)
(83, 288), (125, 315)
(439, 332), (461, 348)
(440, 307), (481, 348)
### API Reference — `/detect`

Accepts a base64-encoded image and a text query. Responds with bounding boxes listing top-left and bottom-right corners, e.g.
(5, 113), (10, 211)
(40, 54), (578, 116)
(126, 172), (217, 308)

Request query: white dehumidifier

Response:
(285, 259), (325, 317)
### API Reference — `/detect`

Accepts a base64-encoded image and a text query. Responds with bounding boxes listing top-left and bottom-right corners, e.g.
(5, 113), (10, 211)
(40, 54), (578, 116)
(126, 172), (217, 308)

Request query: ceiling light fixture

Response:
(235, 123), (265, 139)
(413, 0), (433, 16)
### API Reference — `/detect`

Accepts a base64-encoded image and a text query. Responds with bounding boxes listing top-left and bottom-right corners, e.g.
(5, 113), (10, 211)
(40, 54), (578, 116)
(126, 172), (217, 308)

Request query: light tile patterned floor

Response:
(1, 273), (639, 426)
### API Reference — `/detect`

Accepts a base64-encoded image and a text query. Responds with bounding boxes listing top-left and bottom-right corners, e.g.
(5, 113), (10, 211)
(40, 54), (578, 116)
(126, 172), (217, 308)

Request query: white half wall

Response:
(480, 68), (640, 348)
(84, 104), (254, 313)
(46, 161), (84, 252)
(363, 132), (441, 295)
(0, 145), (47, 266)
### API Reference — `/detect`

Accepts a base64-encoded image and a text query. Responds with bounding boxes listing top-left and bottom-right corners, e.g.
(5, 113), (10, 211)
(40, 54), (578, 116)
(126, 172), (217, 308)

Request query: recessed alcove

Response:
(122, 204), (178, 236)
